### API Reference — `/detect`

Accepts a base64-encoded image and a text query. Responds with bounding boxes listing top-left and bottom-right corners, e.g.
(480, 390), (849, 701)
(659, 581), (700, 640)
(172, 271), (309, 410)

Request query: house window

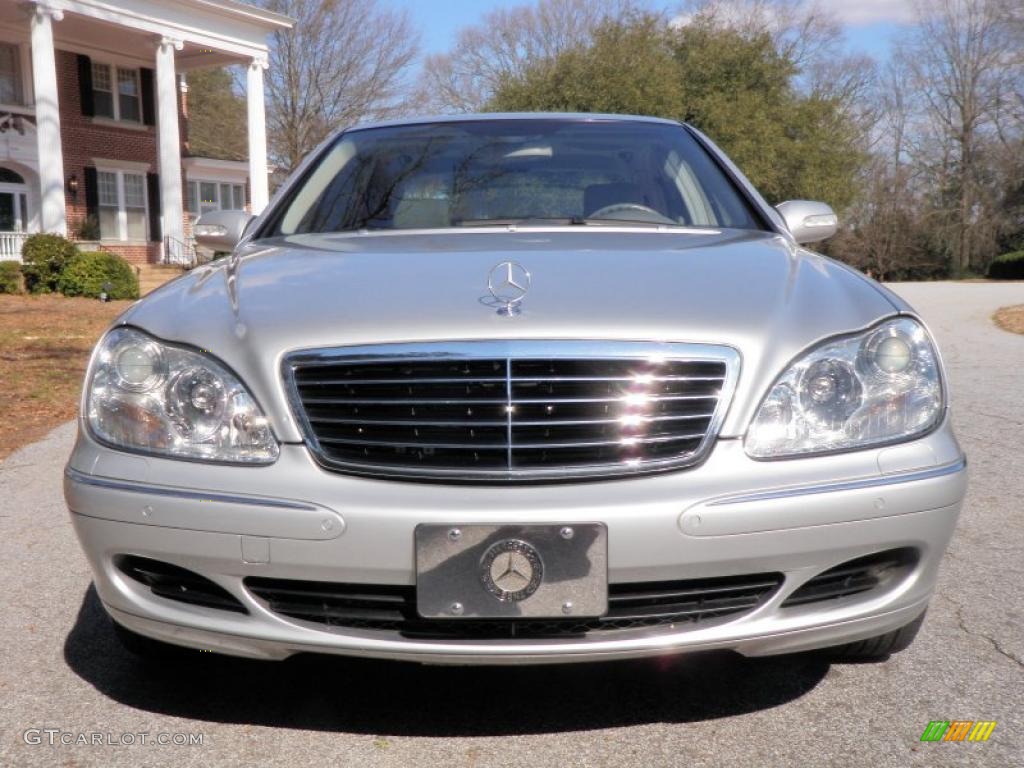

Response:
(91, 62), (141, 123)
(0, 43), (21, 105)
(117, 67), (141, 122)
(97, 169), (148, 241)
(186, 181), (246, 216)
(123, 172), (147, 240)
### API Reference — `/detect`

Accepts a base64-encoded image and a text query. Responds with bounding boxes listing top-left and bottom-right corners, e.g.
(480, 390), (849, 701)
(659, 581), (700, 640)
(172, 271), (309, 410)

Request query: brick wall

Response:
(56, 49), (188, 265)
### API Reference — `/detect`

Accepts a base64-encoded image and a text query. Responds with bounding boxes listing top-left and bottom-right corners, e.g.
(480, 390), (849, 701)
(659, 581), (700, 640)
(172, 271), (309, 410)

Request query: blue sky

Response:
(383, 0), (914, 67)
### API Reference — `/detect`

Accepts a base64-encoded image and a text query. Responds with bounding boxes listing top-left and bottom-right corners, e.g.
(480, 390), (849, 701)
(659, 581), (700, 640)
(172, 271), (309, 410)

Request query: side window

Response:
(91, 62), (114, 119)
(0, 43), (22, 105)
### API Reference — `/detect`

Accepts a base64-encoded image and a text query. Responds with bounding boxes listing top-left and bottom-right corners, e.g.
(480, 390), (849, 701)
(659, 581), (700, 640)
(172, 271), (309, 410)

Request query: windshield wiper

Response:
(452, 217), (578, 227)
(452, 217), (683, 228)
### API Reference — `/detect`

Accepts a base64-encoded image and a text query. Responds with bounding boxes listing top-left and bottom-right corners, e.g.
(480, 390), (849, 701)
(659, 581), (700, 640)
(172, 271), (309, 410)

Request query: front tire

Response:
(112, 620), (193, 661)
(824, 611), (927, 660)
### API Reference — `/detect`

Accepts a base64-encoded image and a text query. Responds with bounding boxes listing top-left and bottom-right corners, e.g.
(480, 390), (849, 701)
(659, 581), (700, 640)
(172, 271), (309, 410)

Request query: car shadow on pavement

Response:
(65, 585), (830, 736)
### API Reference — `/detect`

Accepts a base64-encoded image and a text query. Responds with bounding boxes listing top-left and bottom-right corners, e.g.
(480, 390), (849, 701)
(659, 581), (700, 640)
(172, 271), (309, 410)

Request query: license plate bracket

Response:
(415, 523), (608, 619)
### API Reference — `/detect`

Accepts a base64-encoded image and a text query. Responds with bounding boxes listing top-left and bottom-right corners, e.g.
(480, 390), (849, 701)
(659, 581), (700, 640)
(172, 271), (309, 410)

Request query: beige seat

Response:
(392, 177), (451, 229)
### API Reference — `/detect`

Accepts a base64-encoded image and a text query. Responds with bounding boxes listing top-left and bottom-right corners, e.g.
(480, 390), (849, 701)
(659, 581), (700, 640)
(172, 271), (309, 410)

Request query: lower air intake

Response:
(245, 572), (783, 638)
(782, 548), (919, 607)
(117, 555), (247, 614)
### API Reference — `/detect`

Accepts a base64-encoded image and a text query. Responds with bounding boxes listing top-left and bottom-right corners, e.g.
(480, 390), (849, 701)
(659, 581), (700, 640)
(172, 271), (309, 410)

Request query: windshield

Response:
(265, 119), (764, 236)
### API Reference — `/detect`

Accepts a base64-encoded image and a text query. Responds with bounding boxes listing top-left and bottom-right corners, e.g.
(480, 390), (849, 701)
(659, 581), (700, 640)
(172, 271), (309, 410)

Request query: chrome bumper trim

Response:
(707, 456), (966, 507)
(63, 466), (318, 511)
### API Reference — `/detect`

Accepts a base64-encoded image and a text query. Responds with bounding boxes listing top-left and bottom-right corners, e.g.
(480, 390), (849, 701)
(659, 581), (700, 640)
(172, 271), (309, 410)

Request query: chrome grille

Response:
(283, 341), (739, 482)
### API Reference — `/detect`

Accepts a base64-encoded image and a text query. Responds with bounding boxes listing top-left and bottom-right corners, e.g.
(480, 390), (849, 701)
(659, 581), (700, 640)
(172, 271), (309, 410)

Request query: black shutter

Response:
(77, 55), (94, 117)
(84, 167), (99, 224)
(147, 173), (162, 242)
(140, 68), (156, 126)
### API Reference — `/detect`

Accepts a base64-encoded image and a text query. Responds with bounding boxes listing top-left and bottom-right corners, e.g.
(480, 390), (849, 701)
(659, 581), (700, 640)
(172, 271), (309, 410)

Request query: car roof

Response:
(344, 112), (684, 133)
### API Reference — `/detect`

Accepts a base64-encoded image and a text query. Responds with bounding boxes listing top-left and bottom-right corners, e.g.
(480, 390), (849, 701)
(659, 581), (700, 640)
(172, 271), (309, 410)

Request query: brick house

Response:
(0, 0), (292, 264)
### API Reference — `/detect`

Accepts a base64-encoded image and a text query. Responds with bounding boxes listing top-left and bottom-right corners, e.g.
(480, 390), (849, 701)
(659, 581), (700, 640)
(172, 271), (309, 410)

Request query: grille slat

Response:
(245, 572), (783, 638)
(285, 342), (737, 482)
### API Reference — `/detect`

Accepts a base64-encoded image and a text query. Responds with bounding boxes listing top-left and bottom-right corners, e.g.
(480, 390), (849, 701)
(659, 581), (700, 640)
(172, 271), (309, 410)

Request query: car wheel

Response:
(824, 611), (927, 661)
(112, 620), (193, 660)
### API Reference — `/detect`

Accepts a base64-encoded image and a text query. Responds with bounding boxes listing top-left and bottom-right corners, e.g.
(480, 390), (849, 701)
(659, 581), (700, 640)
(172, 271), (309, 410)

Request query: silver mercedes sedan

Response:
(65, 114), (966, 664)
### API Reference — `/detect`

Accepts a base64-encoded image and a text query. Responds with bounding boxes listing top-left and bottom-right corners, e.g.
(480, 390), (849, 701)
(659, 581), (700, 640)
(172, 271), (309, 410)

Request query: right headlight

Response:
(85, 326), (279, 463)
(745, 317), (944, 458)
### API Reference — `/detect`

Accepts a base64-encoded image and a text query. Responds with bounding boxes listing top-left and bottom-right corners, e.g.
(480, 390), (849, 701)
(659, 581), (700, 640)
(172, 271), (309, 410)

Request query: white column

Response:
(246, 58), (270, 214)
(155, 37), (184, 247)
(30, 3), (66, 235)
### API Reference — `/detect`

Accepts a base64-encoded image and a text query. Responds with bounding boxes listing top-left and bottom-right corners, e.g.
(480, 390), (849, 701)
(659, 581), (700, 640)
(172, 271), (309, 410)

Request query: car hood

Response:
(122, 229), (898, 441)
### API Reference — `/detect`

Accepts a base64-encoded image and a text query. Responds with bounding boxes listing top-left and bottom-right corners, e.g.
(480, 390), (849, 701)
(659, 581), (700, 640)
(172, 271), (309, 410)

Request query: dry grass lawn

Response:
(993, 304), (1024, 335)
(0, 294), (131, 461)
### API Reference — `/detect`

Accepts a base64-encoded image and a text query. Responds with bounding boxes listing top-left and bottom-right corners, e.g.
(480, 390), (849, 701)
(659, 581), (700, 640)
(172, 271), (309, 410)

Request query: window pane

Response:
(91, 63), (114, 118)
(233, 185), (245, 211)
(0, 43), (20, 104)
(125, 209), (147, 240)
(93, 91), (114, 119)
(200, 182), (217, 207)
(219, 184), (233, 210)
(98, 206), (118, 240)
(91, 62), (111, 91)
(117, 68), (140, 122)
(123, 173), (146, 208)
(97, 171), (118, 206)
(186, 182), (198, 215)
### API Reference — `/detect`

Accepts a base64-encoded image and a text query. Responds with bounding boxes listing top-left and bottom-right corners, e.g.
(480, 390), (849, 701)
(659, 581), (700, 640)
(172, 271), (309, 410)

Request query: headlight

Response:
(745, 317), (943, 458)
(86, 327), (279, 463)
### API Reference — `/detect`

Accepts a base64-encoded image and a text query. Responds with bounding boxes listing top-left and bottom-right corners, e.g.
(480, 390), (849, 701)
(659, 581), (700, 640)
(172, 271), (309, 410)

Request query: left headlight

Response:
(86, 327), (279, 463)
(745, 317), (944, 458)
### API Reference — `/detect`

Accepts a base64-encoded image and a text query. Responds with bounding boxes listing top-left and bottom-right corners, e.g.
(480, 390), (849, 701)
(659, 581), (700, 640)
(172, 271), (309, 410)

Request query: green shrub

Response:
(20, 233), (79, 293)
(0, 260), (22, 294)
(988, 251), (1024, 280)
(58, 251), (139, 300)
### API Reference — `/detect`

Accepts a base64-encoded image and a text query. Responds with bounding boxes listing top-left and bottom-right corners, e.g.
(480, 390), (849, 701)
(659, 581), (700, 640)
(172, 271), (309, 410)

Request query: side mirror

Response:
(775, 200), (838, 244)
(193, 210), (254, 252)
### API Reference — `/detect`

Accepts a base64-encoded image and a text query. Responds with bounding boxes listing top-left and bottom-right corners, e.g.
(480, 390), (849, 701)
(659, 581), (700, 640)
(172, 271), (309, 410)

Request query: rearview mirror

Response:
(775, 200), (838, 244)
(193, 210), (254, 252)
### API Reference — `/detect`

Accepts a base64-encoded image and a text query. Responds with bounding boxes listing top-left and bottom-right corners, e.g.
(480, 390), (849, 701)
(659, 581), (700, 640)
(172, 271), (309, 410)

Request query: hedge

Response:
(0, 260), (22, 294)
(57, 251), (139, 300)
(20, 233), (80, 293)
(988, 251), (1024, 280)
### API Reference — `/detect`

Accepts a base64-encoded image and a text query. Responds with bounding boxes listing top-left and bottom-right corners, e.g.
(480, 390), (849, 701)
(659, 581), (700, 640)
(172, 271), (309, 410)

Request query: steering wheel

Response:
(587, 203), (677, 225)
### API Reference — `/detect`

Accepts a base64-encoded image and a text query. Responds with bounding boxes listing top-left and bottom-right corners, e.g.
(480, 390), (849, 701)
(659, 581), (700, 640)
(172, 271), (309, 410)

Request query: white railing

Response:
(0, 231), (28, 261)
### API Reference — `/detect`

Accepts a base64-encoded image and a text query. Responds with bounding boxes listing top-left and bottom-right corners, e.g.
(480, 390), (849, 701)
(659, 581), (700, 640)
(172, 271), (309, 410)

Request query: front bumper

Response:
(65, 419), (967, 664)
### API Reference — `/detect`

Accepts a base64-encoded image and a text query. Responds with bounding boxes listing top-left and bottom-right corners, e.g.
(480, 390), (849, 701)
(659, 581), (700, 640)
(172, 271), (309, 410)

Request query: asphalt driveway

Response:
(1, 282), (1021, 767)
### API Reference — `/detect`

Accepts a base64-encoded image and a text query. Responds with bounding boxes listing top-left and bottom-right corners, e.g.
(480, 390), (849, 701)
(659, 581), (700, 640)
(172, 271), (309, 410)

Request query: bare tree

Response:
(901, 0), (1019, 273)
(415, 0), (638, 113)
(259, 0), (419, 172)
(677, 0), (843, 71)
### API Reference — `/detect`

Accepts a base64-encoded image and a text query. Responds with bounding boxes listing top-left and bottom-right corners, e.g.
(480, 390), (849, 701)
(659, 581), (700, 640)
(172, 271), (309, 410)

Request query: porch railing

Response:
(0, 231), (28, 261)
(163, 234), (198, 268)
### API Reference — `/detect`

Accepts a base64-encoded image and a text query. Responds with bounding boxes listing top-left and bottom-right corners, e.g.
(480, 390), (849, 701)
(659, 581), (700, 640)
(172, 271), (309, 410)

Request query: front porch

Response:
(0, 0), (291, 264)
